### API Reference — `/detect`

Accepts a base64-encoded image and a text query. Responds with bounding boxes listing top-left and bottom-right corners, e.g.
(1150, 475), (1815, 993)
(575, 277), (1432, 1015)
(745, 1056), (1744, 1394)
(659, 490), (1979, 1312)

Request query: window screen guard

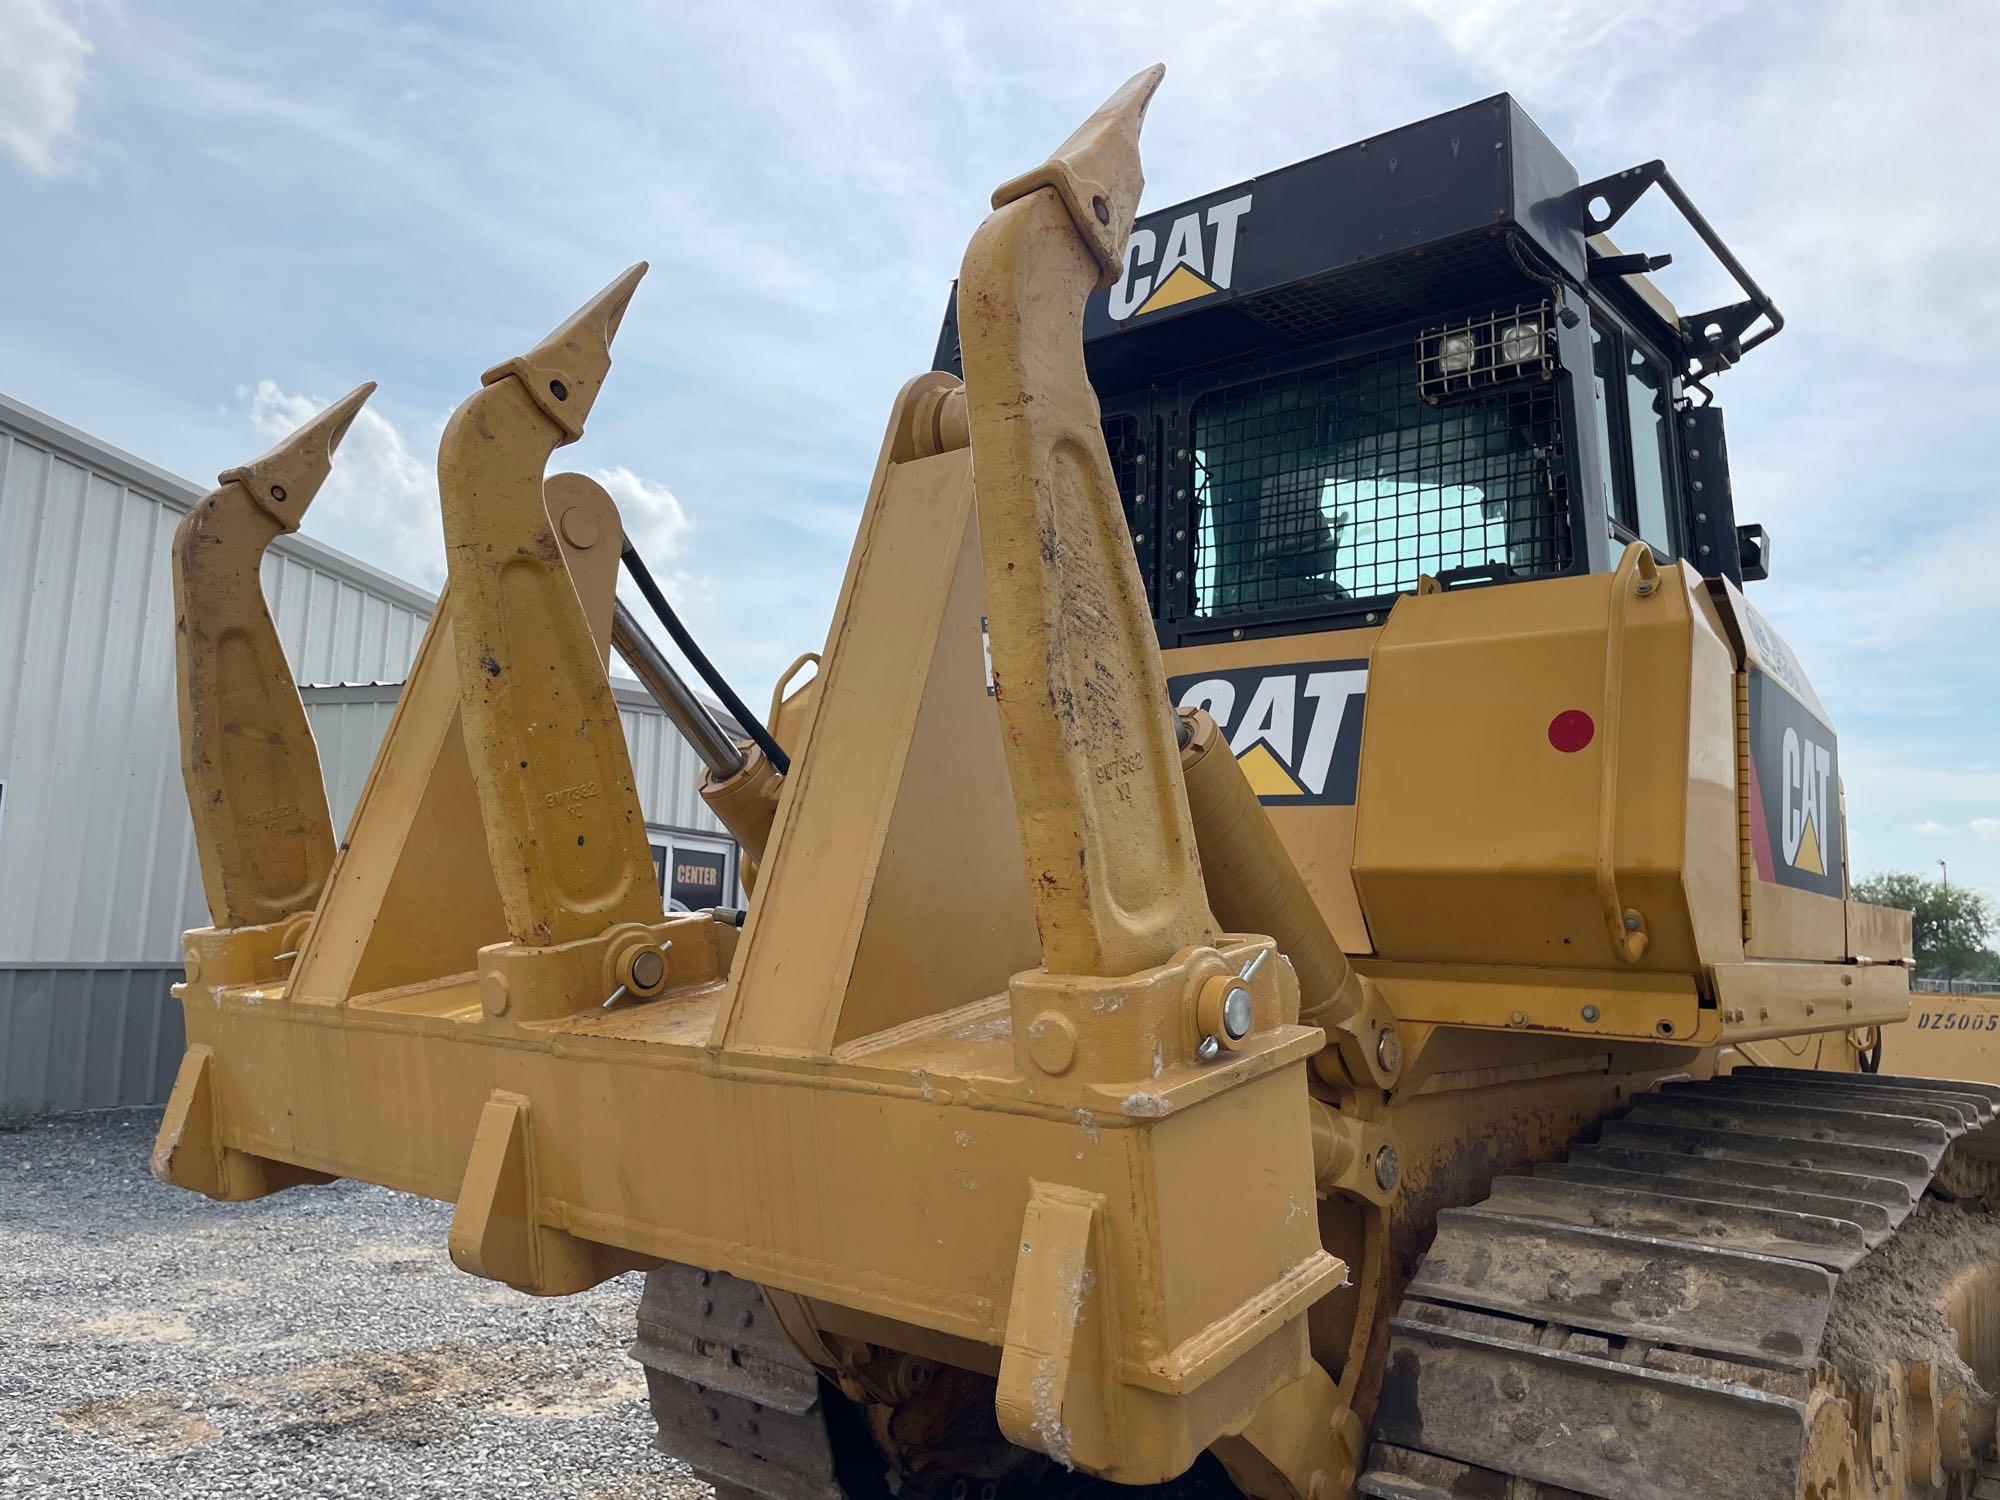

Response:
(1186, 336), (1572, 620)
(1103, 412), (1154, 611)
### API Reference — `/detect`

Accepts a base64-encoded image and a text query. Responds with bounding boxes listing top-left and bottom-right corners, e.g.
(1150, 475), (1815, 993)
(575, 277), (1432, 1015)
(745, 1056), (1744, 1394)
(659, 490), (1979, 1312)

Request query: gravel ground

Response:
(0, 1108), (710, 1498)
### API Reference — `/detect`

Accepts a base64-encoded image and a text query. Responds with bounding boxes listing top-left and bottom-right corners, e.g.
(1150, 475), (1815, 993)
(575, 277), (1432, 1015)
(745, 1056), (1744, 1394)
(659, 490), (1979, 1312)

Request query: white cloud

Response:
(0, 0), (91, 177)
(1404, 0), (1725, 96)
(245, 379), (445, 588)
(9, 0), (1996, 887)
(1975, 819), (2000, 843)
(242, 383), (696, 604)
(591, 465), (691, 562)
(591, 466), (716, 677)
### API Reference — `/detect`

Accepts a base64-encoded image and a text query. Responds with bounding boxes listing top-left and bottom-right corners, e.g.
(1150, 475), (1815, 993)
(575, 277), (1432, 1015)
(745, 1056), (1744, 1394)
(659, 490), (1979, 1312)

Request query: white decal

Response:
(1108, 193), (1254, 323)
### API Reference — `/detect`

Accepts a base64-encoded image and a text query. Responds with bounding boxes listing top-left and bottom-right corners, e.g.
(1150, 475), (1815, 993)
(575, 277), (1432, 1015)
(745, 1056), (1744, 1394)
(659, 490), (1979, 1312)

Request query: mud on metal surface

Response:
(1360, 1068), (2000, 1499)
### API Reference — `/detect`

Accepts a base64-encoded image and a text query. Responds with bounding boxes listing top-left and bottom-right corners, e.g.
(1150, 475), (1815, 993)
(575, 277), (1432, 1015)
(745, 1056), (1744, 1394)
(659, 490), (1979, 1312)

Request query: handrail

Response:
(1595, 541), (1660, 964)
(1578, 159), (1784, 377)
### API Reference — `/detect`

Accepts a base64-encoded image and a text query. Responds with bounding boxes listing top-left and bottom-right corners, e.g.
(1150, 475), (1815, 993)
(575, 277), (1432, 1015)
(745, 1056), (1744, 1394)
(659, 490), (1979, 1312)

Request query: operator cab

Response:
(933, 93), (1779, 651)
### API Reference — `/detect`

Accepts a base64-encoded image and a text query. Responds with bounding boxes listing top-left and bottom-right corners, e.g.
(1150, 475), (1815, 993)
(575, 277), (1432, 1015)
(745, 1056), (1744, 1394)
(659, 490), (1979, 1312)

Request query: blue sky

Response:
(4, 0), (1996, 899)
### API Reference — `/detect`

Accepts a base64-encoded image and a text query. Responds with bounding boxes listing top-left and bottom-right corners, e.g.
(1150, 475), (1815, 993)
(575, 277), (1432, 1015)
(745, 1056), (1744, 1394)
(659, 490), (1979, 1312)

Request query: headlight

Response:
(1419, 302), (1554, 404)
(1436, 331), (1478, 376)
(1499, 321), (1544, 365)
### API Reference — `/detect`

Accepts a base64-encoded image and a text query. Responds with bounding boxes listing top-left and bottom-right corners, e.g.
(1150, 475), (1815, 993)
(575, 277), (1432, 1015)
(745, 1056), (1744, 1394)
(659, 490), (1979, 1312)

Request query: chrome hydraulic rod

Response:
(611, 600), (747, 781)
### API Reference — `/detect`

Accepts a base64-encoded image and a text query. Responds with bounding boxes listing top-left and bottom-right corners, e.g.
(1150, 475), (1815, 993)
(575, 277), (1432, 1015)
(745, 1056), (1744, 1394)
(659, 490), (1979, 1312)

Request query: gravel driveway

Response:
(0, 1108), (708, 1498)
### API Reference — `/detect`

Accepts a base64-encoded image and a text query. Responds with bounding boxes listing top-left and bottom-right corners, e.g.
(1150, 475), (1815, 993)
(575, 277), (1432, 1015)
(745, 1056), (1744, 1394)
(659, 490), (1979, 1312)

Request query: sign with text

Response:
(668, 847), (729, 911)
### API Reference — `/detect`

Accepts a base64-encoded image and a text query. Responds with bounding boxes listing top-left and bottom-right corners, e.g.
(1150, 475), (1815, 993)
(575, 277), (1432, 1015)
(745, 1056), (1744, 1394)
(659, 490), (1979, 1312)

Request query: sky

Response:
(3, 0), (1996, 900)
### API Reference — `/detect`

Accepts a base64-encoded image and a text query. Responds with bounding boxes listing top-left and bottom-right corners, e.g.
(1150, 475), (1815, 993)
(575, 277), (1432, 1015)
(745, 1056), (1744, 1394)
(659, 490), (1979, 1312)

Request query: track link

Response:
(632, 1263), (848, 1500)
(631, 1264), (1240, 1500)
(1359, 1068), (2000, 1500)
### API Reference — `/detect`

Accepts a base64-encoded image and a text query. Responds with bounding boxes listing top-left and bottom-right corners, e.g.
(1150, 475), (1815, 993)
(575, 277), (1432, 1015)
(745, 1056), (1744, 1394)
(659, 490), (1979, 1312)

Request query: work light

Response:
(1499, 319), (1545, 365)
(1436, 330), (1478, 376)
(1420, 302), (1554, 403)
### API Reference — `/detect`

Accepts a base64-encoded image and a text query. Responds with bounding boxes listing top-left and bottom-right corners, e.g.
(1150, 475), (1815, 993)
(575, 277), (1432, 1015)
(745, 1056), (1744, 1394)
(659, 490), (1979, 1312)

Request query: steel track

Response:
(1359, 1068), (2000, 1499)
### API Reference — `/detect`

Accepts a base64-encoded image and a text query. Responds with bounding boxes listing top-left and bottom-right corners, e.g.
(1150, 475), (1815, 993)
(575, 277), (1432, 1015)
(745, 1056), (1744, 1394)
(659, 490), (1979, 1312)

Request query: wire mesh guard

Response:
(1190, 340), (1570, 617)
(1104, 412), (1154, 610)
(1418, 302), (1556, 402)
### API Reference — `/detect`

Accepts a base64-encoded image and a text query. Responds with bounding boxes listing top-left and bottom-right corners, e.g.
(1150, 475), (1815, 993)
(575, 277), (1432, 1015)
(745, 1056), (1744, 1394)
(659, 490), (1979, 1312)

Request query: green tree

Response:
(1853, 871), (1997, 982)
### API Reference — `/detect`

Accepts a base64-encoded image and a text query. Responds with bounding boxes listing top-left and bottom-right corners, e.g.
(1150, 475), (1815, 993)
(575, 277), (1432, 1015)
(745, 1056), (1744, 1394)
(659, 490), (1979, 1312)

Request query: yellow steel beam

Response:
(173, 384), (373, 929)
(957, 64), (1218, 980)
(436, 267), (662, 948)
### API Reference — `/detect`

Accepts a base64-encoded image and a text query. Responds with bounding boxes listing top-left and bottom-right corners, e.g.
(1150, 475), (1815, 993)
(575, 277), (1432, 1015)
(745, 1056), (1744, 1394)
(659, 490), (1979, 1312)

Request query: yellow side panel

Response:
(1349, 564), (1734, 973)
(1705, 577), (1849, 962)
(1885, 992), (2000, 1080)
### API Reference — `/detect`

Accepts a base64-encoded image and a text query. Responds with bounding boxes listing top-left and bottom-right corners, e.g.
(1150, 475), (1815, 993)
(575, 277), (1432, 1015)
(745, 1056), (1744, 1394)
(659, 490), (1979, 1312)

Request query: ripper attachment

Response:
(173, 382), (374, 930)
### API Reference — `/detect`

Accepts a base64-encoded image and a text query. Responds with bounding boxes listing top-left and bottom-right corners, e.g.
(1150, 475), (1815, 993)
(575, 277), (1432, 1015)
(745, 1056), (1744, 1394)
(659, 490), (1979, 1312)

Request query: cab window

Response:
(1589, 326), (1620, 520)
(1187, 343), (1571, 618)
(1623, 346), (1676, 552)
(1589, 316), (1679, 557)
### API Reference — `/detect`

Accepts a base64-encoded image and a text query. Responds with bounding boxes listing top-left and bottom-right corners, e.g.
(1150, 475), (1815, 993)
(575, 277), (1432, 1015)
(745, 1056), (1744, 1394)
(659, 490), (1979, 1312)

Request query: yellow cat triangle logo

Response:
(1236, 742), (1307, 798)
(1793, 815), (1825, 876)
(1135, 264), (1218, 317)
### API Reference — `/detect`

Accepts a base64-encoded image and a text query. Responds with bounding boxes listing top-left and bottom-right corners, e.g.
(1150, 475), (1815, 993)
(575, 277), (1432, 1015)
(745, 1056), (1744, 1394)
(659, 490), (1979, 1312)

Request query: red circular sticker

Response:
(1547, 709), (1595, 753)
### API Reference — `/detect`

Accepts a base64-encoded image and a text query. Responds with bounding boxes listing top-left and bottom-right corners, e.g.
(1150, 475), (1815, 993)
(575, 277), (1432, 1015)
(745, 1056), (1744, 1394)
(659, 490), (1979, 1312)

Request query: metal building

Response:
(301, 680), (740, 910)
(0, 392), (736, 1114)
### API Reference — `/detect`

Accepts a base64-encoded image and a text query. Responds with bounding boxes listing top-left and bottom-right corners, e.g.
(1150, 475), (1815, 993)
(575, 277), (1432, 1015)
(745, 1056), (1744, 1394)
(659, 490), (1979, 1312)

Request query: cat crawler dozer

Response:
(154, 68), (2000, 1499)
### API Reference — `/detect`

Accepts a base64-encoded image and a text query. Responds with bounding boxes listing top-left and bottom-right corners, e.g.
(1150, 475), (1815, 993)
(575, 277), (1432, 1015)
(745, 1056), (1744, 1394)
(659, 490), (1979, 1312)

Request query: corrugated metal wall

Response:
(0, 392), (435, 1113)
(619, 694), (734, 836)
(0, 968), (186, 1114)
(303, 683), (734, 844)
(2, 392), (739, 1114)
(303, 693), (403, 836)
(0, 393), (434, 964)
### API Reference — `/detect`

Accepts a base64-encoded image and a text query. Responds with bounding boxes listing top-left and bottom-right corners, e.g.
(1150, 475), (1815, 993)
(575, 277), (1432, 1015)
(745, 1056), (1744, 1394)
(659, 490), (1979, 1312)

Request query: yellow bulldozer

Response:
(153, 68), (2000, 1498)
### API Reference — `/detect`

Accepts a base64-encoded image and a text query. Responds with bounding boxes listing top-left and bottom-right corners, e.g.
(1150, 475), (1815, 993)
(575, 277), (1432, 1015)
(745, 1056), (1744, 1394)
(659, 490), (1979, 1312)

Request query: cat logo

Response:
(1167, 659), (1367, 806)
(1108, 192), (1253, 323)
(1747, 666), (1843, 897)
(1781, 726), (1834, 877)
